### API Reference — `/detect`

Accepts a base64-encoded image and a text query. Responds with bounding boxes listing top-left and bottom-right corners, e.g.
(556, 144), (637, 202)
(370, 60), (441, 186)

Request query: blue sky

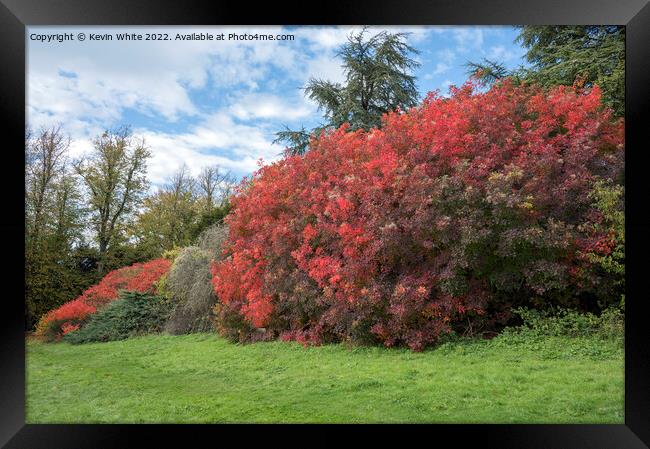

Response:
(27, 26), (527, 187)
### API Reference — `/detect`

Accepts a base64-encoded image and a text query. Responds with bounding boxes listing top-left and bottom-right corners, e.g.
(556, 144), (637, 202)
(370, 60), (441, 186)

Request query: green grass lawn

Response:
(26, 333), (624, 423)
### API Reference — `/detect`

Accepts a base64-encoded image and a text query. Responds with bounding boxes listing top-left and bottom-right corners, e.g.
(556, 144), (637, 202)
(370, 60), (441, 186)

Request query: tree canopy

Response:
(275, 28), (420, 155)
(467, 26), (624, 116)
(73, 126), (151, 273)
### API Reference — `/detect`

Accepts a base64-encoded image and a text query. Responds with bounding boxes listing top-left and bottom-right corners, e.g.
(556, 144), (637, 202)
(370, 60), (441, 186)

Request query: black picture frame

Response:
(2, 1), (649, 447)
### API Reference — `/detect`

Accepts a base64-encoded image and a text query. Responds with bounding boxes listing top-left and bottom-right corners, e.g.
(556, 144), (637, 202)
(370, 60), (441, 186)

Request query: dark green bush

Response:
(63, 291), (172, 344)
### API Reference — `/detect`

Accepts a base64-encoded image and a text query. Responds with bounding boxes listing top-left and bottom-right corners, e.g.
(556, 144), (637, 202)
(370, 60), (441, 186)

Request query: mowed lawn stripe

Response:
(26, 333), (623, 423)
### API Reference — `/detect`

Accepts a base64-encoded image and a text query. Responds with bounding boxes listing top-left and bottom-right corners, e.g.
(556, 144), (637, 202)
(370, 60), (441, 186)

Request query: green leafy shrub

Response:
(63, 291), (172, 344)
(501, 307), (624, 340)
(164, 246), (217, 335)
(579, 180), (625, 309)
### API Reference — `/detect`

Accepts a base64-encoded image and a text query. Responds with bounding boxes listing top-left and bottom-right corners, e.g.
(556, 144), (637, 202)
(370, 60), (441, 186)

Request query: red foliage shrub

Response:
(211, 79), (624, 350)
(35, 258), (172, 341)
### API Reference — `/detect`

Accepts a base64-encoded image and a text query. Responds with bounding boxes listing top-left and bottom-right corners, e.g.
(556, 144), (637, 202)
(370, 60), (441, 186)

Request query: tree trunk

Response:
(98, 239), (108, 275)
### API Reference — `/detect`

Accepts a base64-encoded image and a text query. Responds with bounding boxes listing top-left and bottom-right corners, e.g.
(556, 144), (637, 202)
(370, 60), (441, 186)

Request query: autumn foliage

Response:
(211, 80), (624, 350)
(35, 258), (171, 341)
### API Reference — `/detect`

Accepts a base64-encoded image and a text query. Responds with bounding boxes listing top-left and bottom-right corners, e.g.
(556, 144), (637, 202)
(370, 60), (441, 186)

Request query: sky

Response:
(27, 25), (528, 188)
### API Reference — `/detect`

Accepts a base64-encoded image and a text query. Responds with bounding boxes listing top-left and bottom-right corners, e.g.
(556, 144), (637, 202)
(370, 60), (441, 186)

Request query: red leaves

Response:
(35, 258), (171, 341)
(211, 80), (624, 350)
(39, 298), (97, 336)
(123, 259), (173, 294)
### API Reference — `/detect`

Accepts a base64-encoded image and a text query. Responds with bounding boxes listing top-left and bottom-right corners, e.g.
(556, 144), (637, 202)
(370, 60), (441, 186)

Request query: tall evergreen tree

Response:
(275, 28), (420, 155)
(518, 26), (624, 116)
(467, 26), (624, 116)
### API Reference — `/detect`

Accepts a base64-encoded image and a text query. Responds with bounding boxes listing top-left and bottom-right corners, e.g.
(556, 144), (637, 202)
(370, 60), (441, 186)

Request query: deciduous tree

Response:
(25, 126), (89, 328)
(74, 126), (151, 274)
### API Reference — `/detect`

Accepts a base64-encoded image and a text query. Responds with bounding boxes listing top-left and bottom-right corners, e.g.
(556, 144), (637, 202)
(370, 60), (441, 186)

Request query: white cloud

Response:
(423, 48), (456, 79)
(433, 62), (451, 75)
(487, 45), (521, 62)
(27, 26), (310, 128)
(303, 54), (346, 84)
(297, 26), (360, 50)
(28, 39), (205, 125)
(136, 111), (285, 185)
(437, 48), (455, 64)
(229, 93), (315, 121)
(27, 25), (312, 186)
(296, 25), (430, 50)
(452, 28), (485, 53)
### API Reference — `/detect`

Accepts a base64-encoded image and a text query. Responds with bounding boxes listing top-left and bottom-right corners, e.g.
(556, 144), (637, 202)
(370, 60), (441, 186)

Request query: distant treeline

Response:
(25, 124), (232, 329)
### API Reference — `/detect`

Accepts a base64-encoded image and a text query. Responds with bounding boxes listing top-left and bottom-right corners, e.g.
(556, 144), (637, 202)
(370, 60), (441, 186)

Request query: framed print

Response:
(2, 0), (649, 447)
